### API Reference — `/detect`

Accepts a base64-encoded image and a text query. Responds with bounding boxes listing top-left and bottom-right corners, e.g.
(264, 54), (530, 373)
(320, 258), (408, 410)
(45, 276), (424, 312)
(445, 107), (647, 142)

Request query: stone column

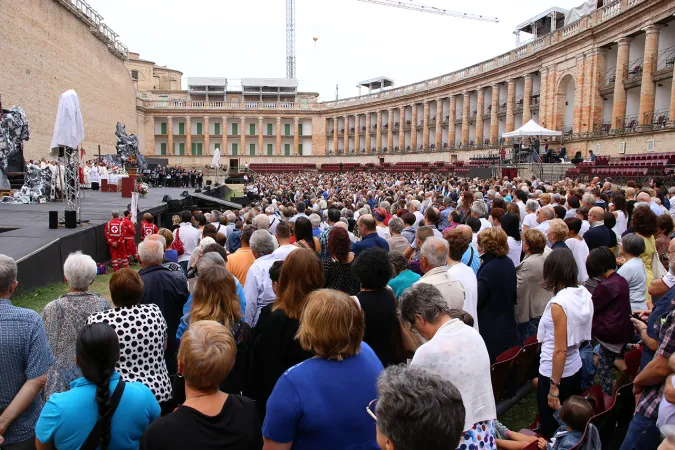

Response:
(167, 116), (173, 155)
(354, 114), (360, 152)
(573, 54), (586, 133)
(222, 116), (228, 155)
(186, 117), (192, 155)
(294, 117), (300, 155)
(476, 89), (485, 145)
(612, 37), (632, 129)
(388, 109), (394, 151)
(240, 116), (246, 156)
(448, 96), (456, 147)
(376, 110), (383, 151)
(365, 113), (372, 151)
(670, 60), (675, 125)
(639, 25), (663, 126)
(410, 105), (418, 150)
(523, 74), (533, 123)
(539, 69), (548, 127)
(343, 115), (349, 153)
(490, 85), (499, 144)
(398, 108), (405, 150)
(276, 117), (282, 155)
(461, 92), (470, 146)
(258, 117), (264, 155)
(506, 80), (516, 134)
(333, 117), (339, 154)
(422, 100), (430, 150)
(588, 49), (608, 132)
(435, 99), (443, 149)
(203, 116), (209, 155)
(546, 66), (557, 128)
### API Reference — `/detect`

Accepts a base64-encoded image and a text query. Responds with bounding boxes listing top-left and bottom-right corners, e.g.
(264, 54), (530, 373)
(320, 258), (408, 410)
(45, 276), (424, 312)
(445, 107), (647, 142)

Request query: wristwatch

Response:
(550, 378), (561, 387)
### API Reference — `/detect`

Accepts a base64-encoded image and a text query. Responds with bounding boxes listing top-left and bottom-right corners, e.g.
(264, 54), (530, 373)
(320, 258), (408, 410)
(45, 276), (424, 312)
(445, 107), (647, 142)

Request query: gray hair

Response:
(622, 233), (646, 257)
(358, 207), (369, 217)
(471, 200), (488, 217)
(226, 213), (237, 222)
(375, 365), (465, 450)
(309, 213), (321, 227)
(63, 251), (97, 291)
(389, 250), (410, 275)
(252, 214), (270, 230)
(0, 254), (18, 295)
(250, 229), (276, 256)
(111, 210), (120, 218)
(197, 252), (225, 272)
(541, 206), (555, 220)
(582, 193), (596, 206)
(409, 200), (421, 211)
(399, 283), (450, 324)
(526, 199), (539, 213)
(380, 201), (391, 211)
(420, 237), (449, 268)
(388, 216), (404, 234)
(138, 239), (164, 265)
(199, 237), (216, 249)
(265, 206), (275, 214)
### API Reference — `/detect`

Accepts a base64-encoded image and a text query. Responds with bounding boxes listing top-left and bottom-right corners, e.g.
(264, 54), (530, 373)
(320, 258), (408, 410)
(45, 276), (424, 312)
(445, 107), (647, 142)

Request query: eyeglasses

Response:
(366, 399), (377, 421)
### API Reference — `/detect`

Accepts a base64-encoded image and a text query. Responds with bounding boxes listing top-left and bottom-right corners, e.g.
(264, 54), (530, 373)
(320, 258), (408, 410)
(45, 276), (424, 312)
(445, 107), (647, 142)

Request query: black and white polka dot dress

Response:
(87, 304), (172, 403)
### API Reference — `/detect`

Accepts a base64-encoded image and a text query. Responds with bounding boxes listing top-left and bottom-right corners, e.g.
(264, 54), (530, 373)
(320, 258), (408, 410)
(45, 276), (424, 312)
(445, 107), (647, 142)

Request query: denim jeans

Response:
(516, 317), (540, 345)
(619, 413), (661, 450)
(579, 341), (596, 392)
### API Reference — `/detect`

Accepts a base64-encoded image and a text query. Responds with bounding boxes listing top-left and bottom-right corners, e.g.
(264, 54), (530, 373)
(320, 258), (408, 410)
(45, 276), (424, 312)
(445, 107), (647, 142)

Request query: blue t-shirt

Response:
(388, 270), (421, 298)
(640, 289), (675, 370)
(461, 246), (481, 275)
(36, 373), (160, 450)
(164, 249), (178, 263)
(263, 343), (383, 450)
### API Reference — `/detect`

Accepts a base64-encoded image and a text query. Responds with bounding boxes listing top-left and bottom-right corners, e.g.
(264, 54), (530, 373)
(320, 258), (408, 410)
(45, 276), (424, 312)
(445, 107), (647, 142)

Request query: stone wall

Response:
(1, 0), (138, 161)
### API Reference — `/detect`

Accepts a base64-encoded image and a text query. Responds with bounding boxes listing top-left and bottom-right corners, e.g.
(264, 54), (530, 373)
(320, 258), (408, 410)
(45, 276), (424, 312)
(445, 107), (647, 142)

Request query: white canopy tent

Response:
(502, 119), (562, 138)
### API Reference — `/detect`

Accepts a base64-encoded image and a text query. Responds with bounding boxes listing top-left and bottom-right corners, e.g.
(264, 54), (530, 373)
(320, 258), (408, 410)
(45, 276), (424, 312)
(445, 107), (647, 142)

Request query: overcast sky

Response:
(90, 0), (582, 101)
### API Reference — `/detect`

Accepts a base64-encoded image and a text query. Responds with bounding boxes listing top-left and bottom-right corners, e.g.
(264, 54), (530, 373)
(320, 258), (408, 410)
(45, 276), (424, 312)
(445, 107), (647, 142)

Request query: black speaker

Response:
(64, 210), (77, 229)
(48, 211), (58, 229)
(168, 200), (182, 213)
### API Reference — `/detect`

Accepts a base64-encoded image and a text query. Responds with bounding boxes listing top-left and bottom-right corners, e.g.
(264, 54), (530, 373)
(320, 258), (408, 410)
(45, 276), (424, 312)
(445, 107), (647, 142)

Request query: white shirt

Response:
(376, 226), (391, 240)
(516, 201), (527, 227)
(617, 257), (648, 311)
(565, 238), (589, 284)
(535, 220), (550, 236)
(173, 223), (199, 263)
(523, 212), (538, 230)
(613, 211), (628, 237)
(507, 237), (522, 267)
(268, 215), (280, 235)
(448, 264), (478, 331)
(478, 218), (492, 232)
(243, 254), (279, 327)
(538, 287), (593, 378)
(411, 319), (496, 431)
(272, 244), (298, 261)
(579, 220), (590, 237)
(413, 211), (425, 229)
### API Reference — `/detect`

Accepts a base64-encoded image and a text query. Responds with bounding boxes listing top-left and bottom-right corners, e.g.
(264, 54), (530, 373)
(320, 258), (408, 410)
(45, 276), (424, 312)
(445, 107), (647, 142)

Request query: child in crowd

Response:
(495, 396), (598, 449)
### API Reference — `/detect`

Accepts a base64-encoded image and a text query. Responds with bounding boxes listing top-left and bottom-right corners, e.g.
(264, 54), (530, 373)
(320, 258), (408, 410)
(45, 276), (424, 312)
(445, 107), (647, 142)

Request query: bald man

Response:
(352, 214), (389, 257)
(583, 206), (611, 251)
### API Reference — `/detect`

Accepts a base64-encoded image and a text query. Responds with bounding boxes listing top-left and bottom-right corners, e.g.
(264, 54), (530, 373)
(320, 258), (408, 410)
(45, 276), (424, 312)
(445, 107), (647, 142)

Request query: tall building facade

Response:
(130, 0), (675, 165)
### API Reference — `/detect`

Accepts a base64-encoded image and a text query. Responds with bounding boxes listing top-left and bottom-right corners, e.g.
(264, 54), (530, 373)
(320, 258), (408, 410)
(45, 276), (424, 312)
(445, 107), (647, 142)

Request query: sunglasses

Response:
(366, 399), (377, 421)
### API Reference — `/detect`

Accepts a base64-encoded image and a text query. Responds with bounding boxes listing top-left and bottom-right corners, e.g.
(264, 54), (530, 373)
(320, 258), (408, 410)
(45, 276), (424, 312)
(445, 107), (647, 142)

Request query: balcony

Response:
(139, 99), (319, 111)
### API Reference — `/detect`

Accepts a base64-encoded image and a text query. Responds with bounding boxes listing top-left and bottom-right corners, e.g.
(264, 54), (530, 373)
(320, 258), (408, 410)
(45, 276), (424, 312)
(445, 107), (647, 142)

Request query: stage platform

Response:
(0, 185), (238, 293)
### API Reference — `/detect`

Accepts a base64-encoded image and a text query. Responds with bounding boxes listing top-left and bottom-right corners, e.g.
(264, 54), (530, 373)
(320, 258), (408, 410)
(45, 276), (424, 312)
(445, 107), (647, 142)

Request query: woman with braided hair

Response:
(35, 323), (160, 450)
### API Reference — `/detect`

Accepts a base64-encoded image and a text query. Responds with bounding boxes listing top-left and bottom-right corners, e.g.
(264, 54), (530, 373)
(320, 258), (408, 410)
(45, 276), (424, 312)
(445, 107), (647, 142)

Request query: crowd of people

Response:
(142, 166), (204, 188)
(4, 168), (675, 450)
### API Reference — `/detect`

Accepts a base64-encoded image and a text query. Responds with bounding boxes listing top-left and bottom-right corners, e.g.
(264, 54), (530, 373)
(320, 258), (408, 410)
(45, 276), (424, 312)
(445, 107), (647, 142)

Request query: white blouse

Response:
(411, 319), (496, 431)
(507, 237), (522, 267)
(565, 238), (589, 283)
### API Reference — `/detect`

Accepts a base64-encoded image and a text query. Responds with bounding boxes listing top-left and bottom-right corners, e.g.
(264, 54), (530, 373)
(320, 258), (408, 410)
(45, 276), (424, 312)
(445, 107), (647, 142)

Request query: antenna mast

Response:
(286, 0), (296, 79)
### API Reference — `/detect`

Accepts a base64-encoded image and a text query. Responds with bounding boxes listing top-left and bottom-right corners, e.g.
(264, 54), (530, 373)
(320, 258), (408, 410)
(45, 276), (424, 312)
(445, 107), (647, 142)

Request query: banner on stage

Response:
(131, 192), (139, 223)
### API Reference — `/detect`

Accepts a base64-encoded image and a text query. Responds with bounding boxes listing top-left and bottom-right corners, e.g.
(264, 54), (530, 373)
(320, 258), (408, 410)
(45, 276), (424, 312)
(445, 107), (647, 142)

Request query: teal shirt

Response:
(36, 372), (160, 450)
(388, 270), (422, 298)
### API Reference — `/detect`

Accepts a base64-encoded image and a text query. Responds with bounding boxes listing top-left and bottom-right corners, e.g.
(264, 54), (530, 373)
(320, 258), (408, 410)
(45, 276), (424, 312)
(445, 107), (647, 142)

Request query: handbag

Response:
(652, 248), (666, 280)
(171, 228), (185, 256)
(80, 379), (126, 450)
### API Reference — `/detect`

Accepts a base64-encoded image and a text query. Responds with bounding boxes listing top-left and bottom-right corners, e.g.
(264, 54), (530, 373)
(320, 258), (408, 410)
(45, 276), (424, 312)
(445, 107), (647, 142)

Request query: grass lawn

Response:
(12, 272), (114, 313)
(10, 270), (539, 430)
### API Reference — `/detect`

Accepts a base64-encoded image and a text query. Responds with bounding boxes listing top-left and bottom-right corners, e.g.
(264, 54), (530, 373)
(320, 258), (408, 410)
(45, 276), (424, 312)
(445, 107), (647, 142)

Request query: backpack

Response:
(171, 228), (185, 256)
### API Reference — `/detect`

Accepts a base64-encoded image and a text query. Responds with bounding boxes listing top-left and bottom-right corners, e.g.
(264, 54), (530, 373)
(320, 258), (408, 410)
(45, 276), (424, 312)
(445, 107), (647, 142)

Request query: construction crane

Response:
(284, 0), (498, 80)
(286, 0), (296, 79)
(357, 0), (498, 22)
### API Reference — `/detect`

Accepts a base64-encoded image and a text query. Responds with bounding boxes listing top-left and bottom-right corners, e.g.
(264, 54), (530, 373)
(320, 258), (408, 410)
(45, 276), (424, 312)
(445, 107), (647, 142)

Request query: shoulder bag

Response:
(171, 228), (185, 256)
